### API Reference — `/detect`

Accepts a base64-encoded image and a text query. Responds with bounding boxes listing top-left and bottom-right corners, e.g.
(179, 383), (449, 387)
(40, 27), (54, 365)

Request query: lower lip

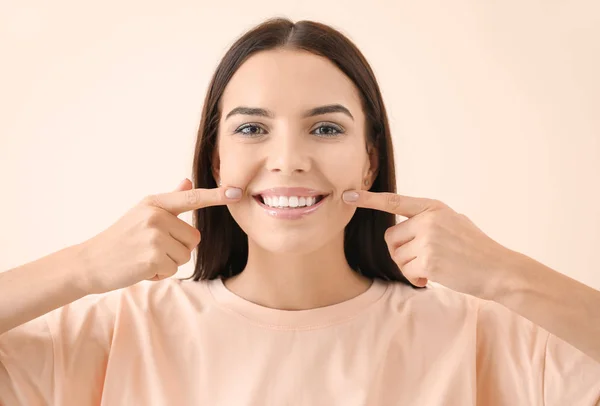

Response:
(254, 196), (328, 220)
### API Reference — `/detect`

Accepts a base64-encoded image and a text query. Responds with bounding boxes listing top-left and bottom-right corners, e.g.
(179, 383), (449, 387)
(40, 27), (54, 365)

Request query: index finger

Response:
(146, 186), (242, 215)
(344, 190), (440, 218)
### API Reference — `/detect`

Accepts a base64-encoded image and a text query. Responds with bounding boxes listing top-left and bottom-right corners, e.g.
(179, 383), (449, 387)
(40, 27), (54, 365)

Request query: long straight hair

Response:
(189, 17), (417, 287)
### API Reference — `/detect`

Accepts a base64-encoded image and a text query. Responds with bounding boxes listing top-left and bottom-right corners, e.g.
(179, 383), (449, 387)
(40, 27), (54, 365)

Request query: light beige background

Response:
(1, 1), (598, 290)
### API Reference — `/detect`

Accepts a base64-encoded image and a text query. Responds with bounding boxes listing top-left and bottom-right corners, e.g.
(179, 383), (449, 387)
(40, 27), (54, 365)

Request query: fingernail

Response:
(342, 191), (359, 202)
(225, 187), (242, 199)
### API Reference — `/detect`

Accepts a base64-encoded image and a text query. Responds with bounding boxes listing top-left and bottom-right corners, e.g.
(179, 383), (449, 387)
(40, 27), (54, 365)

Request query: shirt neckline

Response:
(206, 276), (389, 330)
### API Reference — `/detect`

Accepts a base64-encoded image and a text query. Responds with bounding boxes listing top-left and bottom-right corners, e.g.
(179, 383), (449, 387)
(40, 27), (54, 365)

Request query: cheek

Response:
(318, 147), (366, 190)
(218, 144), (257, 188)
(226, 195), (254, 234)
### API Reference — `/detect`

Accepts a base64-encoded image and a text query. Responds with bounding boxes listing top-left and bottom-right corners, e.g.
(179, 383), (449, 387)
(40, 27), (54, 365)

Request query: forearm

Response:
(0, 245), (89, 335)
(494, 251), (600, 363)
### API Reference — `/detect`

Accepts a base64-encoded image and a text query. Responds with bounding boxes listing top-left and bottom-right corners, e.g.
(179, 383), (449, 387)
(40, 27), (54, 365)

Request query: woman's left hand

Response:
(343, 190), (522, 300)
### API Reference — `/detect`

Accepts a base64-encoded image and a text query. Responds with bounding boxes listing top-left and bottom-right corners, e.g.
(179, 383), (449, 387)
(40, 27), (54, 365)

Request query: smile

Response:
(259, 195), (325, 208)
(252, 187), (330, 220)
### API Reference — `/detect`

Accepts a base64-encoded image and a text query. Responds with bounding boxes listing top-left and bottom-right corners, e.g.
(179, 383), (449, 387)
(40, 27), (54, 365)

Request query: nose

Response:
(264, 130), (311, 175)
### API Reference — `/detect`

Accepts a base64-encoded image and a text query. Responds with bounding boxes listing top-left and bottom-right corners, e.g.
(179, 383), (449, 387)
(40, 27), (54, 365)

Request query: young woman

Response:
(1, 17), (599, 406)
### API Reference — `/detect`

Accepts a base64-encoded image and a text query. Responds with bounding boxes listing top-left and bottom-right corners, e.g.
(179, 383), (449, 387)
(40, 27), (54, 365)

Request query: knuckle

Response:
(383, 227), (394, 243)
(184, 189), (201, 207)
(184, 228), (201, 249)
(143, 194), (162, 208)
(399, 261), (413, 277)
(423, 211), (439, 228)
(430, 208), (443, 219)
(392, 248), (405, 265)
(141, 194), (153, 205)
(176, 251), (191, 266)
(147, 229), (163, 248)
(431, 199), (447, 209)
(141, 207), (162, 228)
(145, 250), (162, 268)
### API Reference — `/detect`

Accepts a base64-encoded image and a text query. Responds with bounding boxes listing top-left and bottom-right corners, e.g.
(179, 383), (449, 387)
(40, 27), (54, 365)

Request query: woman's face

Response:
(216, 48), (376, 254)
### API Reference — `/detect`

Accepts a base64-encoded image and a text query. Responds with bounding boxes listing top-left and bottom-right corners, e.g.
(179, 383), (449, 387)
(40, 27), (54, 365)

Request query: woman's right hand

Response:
(73, 178), (242, 295)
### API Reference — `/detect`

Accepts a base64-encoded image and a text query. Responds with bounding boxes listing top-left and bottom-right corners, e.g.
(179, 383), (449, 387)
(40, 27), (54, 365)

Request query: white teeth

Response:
(260, 195), (322, 208)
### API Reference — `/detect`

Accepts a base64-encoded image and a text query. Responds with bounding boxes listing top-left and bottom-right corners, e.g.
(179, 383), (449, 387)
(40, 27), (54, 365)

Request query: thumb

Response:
(412, 277), (429, 288)
(174, 178), (192, 192)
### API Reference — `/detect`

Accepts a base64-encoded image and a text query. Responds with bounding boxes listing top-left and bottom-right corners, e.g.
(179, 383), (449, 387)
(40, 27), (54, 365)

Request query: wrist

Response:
(65, 242), (96, 296)
(487, 249), (532, 305)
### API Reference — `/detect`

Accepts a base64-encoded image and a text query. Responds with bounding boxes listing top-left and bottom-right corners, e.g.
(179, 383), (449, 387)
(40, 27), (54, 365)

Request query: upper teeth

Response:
(262, 195), (319, 208)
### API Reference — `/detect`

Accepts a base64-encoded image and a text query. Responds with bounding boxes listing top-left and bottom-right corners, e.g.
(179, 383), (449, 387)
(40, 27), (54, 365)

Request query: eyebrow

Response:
(224, 104), (354, 121)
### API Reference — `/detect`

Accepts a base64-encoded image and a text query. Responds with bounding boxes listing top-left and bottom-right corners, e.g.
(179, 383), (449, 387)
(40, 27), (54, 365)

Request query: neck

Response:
(223, 233), (373, 310)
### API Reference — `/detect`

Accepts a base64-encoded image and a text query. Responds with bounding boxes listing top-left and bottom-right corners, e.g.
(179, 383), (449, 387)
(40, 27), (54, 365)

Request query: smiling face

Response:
(215, 48), (377, 254)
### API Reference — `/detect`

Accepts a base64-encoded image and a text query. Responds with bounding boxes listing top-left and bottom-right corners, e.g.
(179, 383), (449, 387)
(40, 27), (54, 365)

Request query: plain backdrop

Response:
(1, 1), (599, 290)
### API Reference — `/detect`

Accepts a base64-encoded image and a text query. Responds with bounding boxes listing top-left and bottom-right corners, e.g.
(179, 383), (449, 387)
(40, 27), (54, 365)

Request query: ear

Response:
(363, 143), (379, 188)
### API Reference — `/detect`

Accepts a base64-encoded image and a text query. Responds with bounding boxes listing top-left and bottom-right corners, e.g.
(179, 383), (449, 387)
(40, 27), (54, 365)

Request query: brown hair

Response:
(189, 17), (417, 287)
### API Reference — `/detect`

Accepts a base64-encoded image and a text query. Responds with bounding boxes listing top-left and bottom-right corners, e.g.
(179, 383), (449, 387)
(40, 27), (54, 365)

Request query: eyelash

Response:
(234, 123), (345, 138)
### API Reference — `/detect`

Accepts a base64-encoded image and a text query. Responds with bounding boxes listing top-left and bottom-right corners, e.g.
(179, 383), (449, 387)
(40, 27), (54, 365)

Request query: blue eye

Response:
(234, 124), (266, 137)
(233, 123), (345, 138)
(312, 123), (344, 137)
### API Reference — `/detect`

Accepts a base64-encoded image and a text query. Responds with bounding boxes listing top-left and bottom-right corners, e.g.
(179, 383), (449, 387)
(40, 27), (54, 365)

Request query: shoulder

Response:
(381, 279), (481, 319)
(66, 277), (215, 309)
(379, 279), (552, 347)
(34, 278), (213, 337)
(383, 279), (542, 327)
(118, 277), (213, 306)
(107, 277), (217, 323)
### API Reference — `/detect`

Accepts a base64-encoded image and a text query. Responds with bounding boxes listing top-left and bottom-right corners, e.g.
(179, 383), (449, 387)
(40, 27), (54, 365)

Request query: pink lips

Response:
(253, 187), (329, 220)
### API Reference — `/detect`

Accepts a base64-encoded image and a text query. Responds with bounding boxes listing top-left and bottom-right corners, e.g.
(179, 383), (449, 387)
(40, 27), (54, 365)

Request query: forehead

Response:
(220, 49), (363, 116)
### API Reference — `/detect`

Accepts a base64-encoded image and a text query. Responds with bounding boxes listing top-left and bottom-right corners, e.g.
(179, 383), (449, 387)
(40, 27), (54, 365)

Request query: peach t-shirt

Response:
(1, 277), (599, 405)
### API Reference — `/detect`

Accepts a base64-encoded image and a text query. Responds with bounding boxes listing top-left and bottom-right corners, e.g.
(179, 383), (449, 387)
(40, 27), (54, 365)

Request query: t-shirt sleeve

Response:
(543, 332), (600, 406)
(0, 315), (54, 405)
(0, 290), (122, 406)
(475, 299), (600, 406)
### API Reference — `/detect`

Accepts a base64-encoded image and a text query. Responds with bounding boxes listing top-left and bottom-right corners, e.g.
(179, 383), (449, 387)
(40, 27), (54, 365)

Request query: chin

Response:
(250, 232), (327, 255)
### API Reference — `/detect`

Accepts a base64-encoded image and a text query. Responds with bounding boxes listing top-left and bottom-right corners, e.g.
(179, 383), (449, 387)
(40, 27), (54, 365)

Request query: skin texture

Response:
(214, 48), (377, 311)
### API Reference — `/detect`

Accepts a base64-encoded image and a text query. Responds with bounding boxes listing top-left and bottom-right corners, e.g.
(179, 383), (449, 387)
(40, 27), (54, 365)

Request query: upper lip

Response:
(253, 187), (329, 197)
